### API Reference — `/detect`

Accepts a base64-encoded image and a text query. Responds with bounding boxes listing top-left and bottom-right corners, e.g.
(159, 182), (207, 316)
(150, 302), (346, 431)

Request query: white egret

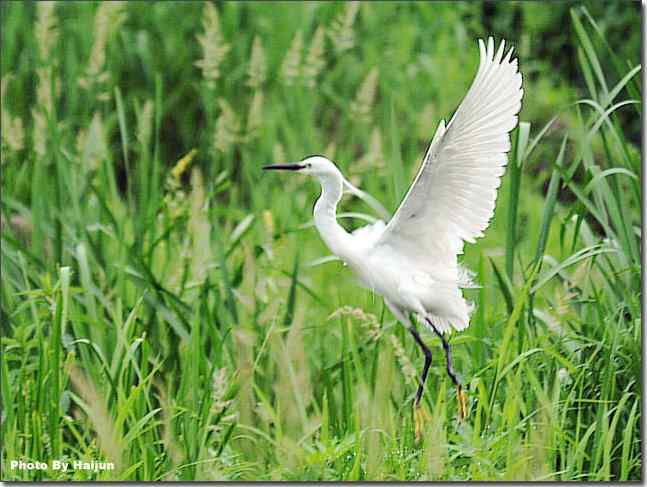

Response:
(264, 37), (523, 439)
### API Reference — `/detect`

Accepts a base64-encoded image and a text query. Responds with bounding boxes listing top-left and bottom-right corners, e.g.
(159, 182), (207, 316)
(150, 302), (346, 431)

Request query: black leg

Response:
(425, 319), (460, 387)
(426, 318), (467, 420)
(408, 325), (432, 407)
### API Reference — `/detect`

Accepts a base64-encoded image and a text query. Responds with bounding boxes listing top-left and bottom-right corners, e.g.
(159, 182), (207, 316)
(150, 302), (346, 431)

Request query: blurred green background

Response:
(1, 1), (641, 481)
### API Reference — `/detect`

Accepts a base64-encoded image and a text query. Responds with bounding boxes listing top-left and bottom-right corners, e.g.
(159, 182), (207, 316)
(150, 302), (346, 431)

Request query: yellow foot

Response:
(414, 403), (429, 442)
(457, 384), (468, 421)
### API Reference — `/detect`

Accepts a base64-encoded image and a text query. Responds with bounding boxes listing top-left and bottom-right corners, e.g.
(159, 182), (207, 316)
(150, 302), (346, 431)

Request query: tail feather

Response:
(421, 297), (474, 335)
(457, 264), (480, 289)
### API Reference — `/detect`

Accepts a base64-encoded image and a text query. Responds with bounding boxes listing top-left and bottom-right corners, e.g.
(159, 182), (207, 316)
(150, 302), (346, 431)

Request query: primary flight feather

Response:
(263, 37), (523, 436)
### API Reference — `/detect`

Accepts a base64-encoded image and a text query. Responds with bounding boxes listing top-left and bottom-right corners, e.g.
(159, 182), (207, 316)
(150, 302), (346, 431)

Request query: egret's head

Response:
(263, 155), (340, 178)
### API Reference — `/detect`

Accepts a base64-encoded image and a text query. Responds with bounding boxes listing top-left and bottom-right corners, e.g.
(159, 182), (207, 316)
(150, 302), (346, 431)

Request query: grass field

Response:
(0, 1), (641, 481)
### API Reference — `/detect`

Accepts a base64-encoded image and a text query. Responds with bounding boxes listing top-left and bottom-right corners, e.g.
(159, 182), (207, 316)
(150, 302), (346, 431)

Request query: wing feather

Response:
(375, 37), (523, 281)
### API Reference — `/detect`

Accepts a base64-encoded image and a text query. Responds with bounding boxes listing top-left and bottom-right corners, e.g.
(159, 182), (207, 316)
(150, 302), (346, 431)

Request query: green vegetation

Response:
(1, 1), (641, 481)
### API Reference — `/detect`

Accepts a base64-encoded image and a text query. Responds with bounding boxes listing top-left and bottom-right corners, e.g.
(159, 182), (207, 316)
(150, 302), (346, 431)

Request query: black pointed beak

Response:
(262, 164), (305, 171)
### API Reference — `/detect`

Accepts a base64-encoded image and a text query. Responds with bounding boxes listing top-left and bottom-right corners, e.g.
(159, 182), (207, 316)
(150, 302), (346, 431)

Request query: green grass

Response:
(1, 1), (641, 481)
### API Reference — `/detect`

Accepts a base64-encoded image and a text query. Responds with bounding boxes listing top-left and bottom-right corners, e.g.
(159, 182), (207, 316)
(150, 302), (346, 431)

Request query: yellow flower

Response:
(171, 149), (198, 181)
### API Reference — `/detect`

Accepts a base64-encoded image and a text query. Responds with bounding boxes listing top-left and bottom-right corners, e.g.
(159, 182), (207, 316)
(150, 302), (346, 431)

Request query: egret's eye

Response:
(306, 163), (312, 168)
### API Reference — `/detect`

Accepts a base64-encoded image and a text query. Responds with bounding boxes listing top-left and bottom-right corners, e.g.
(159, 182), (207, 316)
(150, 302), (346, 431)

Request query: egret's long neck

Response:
(313, 173), (355, 260)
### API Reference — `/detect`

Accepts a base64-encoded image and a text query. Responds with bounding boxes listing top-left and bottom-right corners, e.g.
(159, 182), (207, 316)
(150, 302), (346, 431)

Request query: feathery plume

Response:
(32, 109), (48, 158)
(368, 127), (385, 167)
(247, 36), (267, 89)
(329, 306), (382, 341)
(34, 2), (58, 61)
(0, 76), (25, 157)
(213, 99), (240, 154)
(35, 67), (54, 115)
(302, 27), (326, 88)
(328, 2), (359, 54)
(136, 100), (154, 148)
(32, 66), (57, 157)
(245, 90), (264, 142)
(157, 383), (183, 474)
(350, 67), (379, 123)
(78, 2), (128, 98)
(76, 112), (107, 171)
(68, 365), (123, 473)
(1, 114), (24, 157)
(32, 3), (60, 158)
(211, 368), (233, 416)
(280, 31), (303, 86)
(389, 335), (417, 385)
(195, 2), (230, 88)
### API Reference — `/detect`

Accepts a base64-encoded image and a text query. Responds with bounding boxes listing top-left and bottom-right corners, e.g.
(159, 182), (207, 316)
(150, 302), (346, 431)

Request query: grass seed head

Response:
(350, 67), (379, 123)
(247, 36), (267, 89)
(31, 108), (48, 158)
(303, 27), (326, 88)
(196, 2), (230, 88)
(1, 76), (25, 156)
(280, 31), (303, 86)
(211, 368), (233, 415)
(389, 335), (417, 385)
(136, 100), (154, 147)
(245, 90), (264, 142)
(76, 112), (107, 171)
(35, 67), (55, 115)
(328, 2), (359, 54)
(68, 365), (123, 473)
(79, 2), (127, 97)
(1, 116), (24, 156)
(328, 306), (382, 341)
(213, 99), (240, 154)
(35, 1), (58, 62)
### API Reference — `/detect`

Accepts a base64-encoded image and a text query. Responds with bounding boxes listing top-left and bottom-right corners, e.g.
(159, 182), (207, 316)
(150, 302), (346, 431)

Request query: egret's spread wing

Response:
(375, 38), (523, 280)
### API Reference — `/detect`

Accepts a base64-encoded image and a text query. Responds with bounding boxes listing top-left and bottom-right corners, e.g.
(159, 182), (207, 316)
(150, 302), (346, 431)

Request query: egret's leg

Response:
(384, 300), (431, 441)
(426, 318), (467, 421)
(408, 325), (432, 408)
(408, 324), (432, 441)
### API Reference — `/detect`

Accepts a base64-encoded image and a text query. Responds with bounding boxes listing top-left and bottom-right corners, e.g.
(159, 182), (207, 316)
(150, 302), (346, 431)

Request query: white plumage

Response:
(264, 37), (523, 426)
